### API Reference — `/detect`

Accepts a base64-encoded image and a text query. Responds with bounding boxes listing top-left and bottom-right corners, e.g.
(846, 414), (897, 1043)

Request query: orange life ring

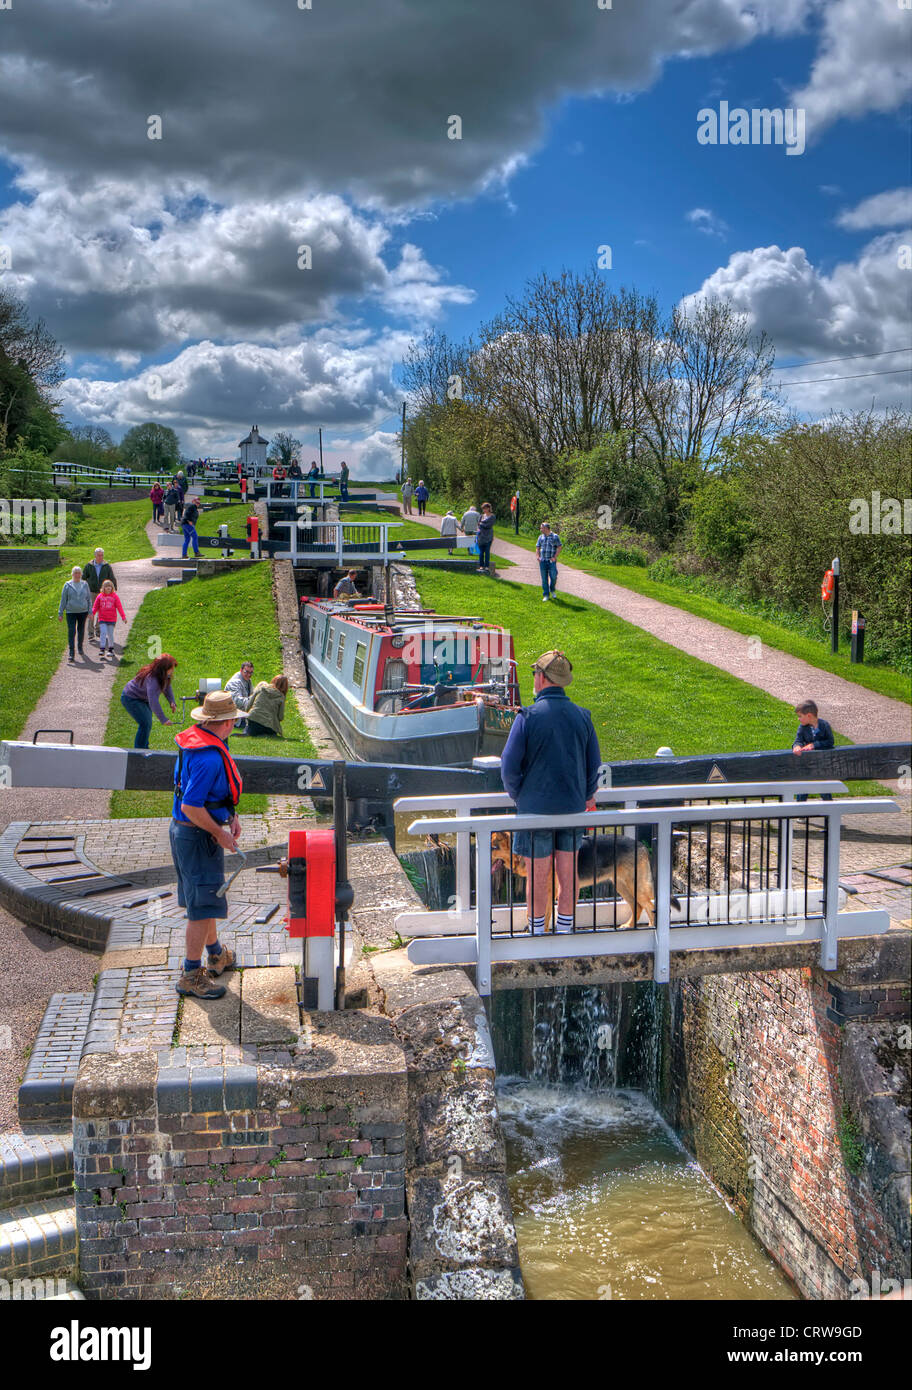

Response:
(821, 569), (834, 601)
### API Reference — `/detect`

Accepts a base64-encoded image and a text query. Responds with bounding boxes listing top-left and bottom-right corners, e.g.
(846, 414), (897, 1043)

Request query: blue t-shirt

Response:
(172, 743), (233, 824)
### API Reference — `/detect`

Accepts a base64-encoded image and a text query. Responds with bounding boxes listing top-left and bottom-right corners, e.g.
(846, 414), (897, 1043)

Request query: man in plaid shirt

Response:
(535, 522), (562, 601)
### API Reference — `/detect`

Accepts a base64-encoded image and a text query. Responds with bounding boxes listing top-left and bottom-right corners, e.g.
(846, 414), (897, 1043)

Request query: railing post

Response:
(778, 792), (794, 893)
(456, 830), (471, 922)
(475, 828), (493, 996)
(337, 523), (343, 564)
(821, 807), (841, 971)
(654, 817), (671, 984)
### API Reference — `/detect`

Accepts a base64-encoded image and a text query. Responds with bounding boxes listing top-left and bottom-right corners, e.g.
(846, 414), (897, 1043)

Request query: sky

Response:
(0, 0), (910, 477)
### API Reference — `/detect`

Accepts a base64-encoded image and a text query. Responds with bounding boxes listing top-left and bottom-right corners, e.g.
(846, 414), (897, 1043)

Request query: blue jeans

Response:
(181, 522), (199, 557)
(477, 542), (491, 569)
(539, 559), (557, 596)
(340, 482), (349, 501)
(795, 793), (833, 802)
(121, 692), (154, 748)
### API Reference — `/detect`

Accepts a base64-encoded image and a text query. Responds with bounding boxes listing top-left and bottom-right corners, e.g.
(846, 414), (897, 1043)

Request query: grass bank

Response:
(488, 524), (910, 706)
(411, 566), (888, 796)
(0, 500), (155, 740)
(105, 562), (318, 817)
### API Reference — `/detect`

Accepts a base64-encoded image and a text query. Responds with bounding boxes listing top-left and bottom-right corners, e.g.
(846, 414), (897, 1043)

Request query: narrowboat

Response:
(300, 598), (521, 766)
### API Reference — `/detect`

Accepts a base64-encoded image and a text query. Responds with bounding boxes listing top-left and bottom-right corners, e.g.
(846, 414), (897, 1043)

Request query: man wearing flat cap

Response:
(500, 650), (601, 932)
(169, 690), (244, 999)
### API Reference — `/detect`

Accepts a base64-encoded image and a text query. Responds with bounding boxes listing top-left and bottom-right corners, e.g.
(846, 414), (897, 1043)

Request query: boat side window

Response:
(336, 632), (346, 670)
(352, 642), (367, 689)
(326, 625), (334, 662)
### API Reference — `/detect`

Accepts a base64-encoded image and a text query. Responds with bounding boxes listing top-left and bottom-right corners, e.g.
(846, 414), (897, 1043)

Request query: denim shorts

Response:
(169, 819), (227, 919)
(511, 827), (586, 859)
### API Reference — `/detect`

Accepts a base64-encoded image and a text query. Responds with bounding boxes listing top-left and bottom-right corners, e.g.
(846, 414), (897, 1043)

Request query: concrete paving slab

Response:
(239, 965), (299, 1044)
(99, 947), (168, 973)
(180, 971), (241, 1045)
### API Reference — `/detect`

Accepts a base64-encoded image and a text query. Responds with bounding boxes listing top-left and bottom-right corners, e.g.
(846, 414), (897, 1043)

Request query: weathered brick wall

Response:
(661, 954), (910, 1300)
(74, 1025), (409, 1300)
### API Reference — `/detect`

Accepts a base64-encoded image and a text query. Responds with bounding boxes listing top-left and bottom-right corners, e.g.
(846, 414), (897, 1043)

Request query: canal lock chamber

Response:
(400, 839), (909, 1300)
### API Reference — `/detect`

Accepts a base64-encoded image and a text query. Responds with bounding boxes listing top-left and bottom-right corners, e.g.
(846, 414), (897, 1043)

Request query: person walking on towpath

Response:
(460, 502), (480, 539)
(180, 496), (201, 558)
(82, 546), (118, 639)
(162, 480), (181, 532)
(120, 653), (178, 748)
(339, 459), (350, 501)
(401, 477), (414, 515)
(413, 479), (429, 515)
(149, 481), (164, 524)
(536, 521), (562, 602)
(500, 650), (600, 933)
(440, 508), (459, 554)
(170, 690), (242, 999)
(475, 502), (495, 572)
(91, 580), (126, 661)
(57, 566), (92, 664)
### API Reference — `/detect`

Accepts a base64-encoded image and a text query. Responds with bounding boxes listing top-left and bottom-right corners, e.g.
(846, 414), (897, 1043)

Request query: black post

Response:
(831, 556), (840, 655)
(333, 760), (349, 1010)
(318, 427), (323, 475)
(514, 489), (519, 535)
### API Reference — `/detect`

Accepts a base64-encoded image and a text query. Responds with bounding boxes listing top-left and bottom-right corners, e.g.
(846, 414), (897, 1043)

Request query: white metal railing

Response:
(395, 791), (897, 994)
(270, 520), (406, 561)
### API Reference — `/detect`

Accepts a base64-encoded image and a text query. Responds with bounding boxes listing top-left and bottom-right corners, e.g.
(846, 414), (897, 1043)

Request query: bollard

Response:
(246, 513), (260, 559)
(851, 610), (866, 664)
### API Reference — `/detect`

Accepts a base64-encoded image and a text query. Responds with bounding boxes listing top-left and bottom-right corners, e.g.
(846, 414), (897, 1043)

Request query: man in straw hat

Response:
(170, 690), (244, 998)
(500, 650), (601, 933)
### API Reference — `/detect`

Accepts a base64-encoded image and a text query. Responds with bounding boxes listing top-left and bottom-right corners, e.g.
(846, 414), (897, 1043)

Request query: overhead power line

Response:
(777, 367), (912, 386)
(776, 347), (912, 368)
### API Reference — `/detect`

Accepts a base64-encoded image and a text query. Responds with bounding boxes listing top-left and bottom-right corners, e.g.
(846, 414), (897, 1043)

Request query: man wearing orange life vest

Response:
(170, 690), (244, 999)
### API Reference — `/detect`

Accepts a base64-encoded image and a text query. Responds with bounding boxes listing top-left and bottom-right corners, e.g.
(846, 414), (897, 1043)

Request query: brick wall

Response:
(661, 956), (910, 1299)
(73, 1023), (409, 1300)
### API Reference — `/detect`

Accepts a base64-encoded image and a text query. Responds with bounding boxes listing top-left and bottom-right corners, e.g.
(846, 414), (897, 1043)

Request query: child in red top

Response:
(91, 579), (126, 659)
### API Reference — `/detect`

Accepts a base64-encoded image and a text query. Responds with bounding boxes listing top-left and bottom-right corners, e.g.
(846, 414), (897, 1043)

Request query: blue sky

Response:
(0, 0), (909, 473)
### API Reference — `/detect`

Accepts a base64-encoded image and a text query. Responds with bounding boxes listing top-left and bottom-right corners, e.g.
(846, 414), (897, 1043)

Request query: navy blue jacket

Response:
(501, 686), (601, 814)
(793, 718), (835, 751)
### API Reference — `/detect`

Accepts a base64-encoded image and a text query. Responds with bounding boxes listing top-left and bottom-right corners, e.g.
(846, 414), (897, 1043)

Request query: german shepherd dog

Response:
(491, 830), (680, 931)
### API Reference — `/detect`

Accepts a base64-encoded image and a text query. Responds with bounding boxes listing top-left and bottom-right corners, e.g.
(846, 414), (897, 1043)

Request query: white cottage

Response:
(238, 425), (269, 471)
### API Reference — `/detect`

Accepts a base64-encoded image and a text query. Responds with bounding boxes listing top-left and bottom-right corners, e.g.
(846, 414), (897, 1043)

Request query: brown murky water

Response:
(498, 1080), (797, 1301)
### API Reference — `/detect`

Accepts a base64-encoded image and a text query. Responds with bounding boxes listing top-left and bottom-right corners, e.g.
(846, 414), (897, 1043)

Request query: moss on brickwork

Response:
(678, 983), (753, 1221)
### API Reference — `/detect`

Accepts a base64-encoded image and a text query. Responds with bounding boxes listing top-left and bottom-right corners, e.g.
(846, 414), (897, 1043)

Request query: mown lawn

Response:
(0, 499), (155, 740)
(487, 523), (910, 705)
(105, 563), (318, 817)
(411, 566), (888, 796)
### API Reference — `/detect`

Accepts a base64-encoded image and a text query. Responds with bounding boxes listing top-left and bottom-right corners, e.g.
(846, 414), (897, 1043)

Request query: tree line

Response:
(400, 266), (910, 671)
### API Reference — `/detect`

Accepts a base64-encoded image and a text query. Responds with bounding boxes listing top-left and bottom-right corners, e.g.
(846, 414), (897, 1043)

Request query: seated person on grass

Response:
(240, 675), (289, 738)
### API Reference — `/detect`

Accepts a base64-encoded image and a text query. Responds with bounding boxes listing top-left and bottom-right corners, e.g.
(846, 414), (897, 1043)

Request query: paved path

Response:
(418, 508), (912, 747)
(0, 520), (166, 1130)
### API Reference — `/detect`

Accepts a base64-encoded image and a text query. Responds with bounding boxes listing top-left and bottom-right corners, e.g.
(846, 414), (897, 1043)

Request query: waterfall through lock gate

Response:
(399, 839), (797, 1300)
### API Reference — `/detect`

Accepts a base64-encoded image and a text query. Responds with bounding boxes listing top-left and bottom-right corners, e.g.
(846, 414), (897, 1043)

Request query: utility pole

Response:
(400, 402), (406, 484)
(318, 427), (323, 474)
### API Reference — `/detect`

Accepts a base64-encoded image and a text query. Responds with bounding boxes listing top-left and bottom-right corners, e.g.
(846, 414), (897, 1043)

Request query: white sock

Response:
(556, 912), (573, 930)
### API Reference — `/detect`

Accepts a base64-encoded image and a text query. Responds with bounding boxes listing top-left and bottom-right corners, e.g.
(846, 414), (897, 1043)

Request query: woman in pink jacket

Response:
(91, 579), (127, 660)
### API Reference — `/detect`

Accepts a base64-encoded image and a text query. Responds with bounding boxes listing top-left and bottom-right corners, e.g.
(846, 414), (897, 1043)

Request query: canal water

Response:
(498, 1079), (796, 1301)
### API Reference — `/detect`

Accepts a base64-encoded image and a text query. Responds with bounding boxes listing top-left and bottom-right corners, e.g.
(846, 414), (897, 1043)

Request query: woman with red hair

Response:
(121, 654), (179, 748)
